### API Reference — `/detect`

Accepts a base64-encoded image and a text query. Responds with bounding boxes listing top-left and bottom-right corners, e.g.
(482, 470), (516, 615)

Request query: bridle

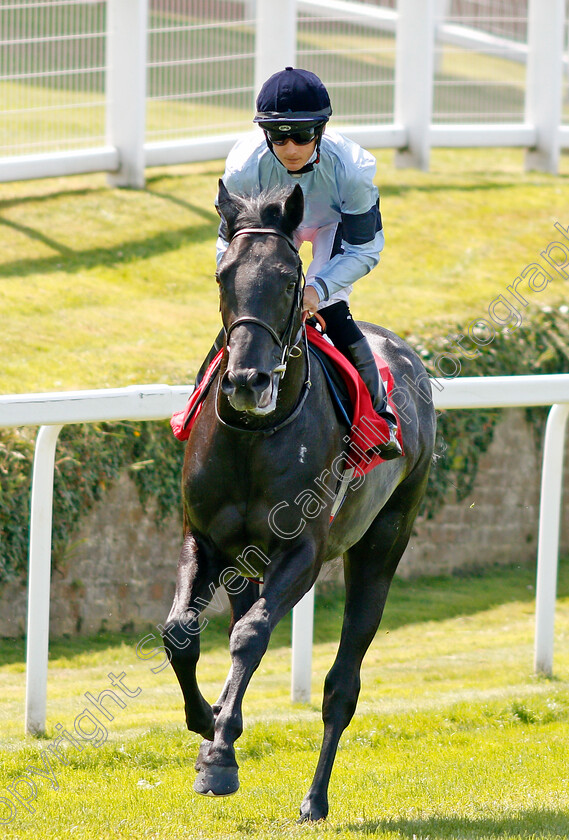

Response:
(216, 225), (312, 435)
(223, 227), (306, 378)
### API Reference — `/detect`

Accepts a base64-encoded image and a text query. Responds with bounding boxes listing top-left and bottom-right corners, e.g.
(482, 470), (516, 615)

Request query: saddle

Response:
(170, 325), (403, 478)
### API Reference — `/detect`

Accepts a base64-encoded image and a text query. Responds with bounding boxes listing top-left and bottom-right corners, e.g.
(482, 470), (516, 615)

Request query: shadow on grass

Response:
(1, 560), (567, 666)
(379, 178), (542, 199)
(0, 185), (103, 211)
(144, 186), (219, 221)
(338, 810), (569, 838)
(4, 164), (566, 279)
(0, 183), (219, 279)
(0, 220), (219, 279)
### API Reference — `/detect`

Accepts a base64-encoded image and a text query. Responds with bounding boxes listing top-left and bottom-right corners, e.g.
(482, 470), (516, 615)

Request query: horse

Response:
(162, 180), (436, 821)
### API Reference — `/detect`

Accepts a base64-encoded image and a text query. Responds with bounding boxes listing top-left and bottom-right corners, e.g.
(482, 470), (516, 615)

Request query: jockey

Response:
(210, 66), (402, 460)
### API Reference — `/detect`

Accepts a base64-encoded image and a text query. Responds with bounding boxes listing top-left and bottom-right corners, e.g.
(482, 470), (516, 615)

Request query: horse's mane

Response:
(231, 187), (299, 234)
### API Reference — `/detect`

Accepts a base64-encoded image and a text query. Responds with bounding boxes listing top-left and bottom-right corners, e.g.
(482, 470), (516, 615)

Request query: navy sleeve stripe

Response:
(340, 200), (382, 245)
(331, 223), (344, 258)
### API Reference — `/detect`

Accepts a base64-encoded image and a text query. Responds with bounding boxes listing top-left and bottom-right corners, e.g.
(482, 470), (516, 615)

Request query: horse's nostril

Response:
(221, 369), (271, 396)
(247, 371), (271, 392)
(221, 370), (238, 395)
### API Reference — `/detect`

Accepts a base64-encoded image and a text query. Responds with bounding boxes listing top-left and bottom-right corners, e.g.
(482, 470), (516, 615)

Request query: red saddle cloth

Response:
(305, 325), (403, 475)
(170, 324), (403, 475)
(170, 348), (224, 441)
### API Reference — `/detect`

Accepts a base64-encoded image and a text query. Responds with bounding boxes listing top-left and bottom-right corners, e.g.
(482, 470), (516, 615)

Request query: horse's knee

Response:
(229, 613), (270, 663)
(161, 613), (201, 663)
(322, 669), (360, 727)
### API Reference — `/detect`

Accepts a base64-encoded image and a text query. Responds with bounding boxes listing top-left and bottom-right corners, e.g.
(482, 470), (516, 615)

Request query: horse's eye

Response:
(286, 279), (296, 293)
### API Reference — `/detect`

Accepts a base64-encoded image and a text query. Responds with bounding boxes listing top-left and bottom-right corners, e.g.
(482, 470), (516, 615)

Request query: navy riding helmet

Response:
(254, 67), (332, 166)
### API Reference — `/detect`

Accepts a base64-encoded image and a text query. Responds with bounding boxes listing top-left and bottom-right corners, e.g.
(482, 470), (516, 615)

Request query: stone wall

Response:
(400, 408), (568, 577)
(0, 409), (567, 637)
(0, 475), (182, 638)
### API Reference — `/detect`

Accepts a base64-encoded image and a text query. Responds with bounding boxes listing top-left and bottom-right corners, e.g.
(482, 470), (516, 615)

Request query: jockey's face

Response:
(272, 138), (317, 172)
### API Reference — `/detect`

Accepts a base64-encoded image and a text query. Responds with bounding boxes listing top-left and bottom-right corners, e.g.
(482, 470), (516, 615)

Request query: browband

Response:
(230, 227), (298, 254)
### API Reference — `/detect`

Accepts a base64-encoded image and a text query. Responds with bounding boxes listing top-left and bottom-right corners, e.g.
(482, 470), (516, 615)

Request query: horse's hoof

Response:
(297, 811), (327, 823)
(298, 795), (328, 822)
(194, 765), (239, 797)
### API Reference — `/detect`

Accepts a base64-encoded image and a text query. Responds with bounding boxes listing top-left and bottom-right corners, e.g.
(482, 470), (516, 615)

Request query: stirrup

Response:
(374, 423), (403, 461)
(364, 417), (402, 461)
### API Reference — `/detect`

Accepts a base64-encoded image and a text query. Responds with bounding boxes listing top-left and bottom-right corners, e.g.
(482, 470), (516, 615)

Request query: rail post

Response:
(25, 424), (63, 736)
(534, 403), (569, 676)
(524, 0), (565, 174)
(254, 0), (297, 100)
(394, 0), (435, 170)
(291, 585), (314, 702)
(106, 0), (148, 188)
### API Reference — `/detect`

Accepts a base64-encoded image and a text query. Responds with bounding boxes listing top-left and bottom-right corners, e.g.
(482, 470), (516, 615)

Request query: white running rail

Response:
(1, 373), (568, 733)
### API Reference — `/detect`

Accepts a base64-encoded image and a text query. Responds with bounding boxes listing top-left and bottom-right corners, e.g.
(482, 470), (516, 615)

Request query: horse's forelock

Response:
(232, 188), (294, 235)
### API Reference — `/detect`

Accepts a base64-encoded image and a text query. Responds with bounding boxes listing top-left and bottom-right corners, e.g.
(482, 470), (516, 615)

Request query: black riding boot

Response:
(195, 328), (225, 386)
(348, 337), (403, 460)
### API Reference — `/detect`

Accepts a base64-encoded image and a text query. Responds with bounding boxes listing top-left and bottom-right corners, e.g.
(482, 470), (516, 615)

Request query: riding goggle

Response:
(265, 127), (318, 146)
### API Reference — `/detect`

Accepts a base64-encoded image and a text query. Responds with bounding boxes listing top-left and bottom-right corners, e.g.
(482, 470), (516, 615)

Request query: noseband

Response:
(224, 227), (305, 377)
(217, 226), (312, 435)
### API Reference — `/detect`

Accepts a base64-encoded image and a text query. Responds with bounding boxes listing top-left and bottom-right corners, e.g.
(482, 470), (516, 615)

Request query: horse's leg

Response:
(195, 581), (260, 774)
(299, 472), (430, 822)
(215, 580), (261, 712)
(194, 545), (316, 797)
(226, 580), (261, 638)
(162, 532), (219, 740)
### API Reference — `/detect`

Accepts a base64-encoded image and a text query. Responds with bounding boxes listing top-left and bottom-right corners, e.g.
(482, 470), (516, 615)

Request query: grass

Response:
(1, 561), (568, 838)
(1, 147), (568, 395)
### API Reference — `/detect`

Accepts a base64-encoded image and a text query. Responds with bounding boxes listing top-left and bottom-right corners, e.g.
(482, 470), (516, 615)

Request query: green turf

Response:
(1, 148), (568, 395)
(1, 562), (568, 838)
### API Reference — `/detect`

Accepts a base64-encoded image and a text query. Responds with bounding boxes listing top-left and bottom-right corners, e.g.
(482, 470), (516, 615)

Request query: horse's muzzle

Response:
(221, 368), (274, 413)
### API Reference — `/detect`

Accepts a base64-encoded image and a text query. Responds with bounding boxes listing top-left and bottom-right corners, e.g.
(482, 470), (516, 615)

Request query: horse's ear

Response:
(216, 179), (245, 239)
(282, 184), (304, 236)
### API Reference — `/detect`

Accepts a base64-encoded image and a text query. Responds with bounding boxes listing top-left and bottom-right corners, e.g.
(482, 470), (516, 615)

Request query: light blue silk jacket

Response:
(217, 128), (384, 305)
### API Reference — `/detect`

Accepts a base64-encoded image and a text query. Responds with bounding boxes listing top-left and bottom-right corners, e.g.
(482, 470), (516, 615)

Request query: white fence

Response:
(1, 373), (568, 734)
(0, 0), (568, 186)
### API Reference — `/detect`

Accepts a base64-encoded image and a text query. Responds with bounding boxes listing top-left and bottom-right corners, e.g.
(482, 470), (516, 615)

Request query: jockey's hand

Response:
(303, 285), (320, 318)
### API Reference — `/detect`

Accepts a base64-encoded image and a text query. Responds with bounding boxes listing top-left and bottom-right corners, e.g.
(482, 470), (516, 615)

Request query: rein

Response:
(216, 225), (312, 435)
